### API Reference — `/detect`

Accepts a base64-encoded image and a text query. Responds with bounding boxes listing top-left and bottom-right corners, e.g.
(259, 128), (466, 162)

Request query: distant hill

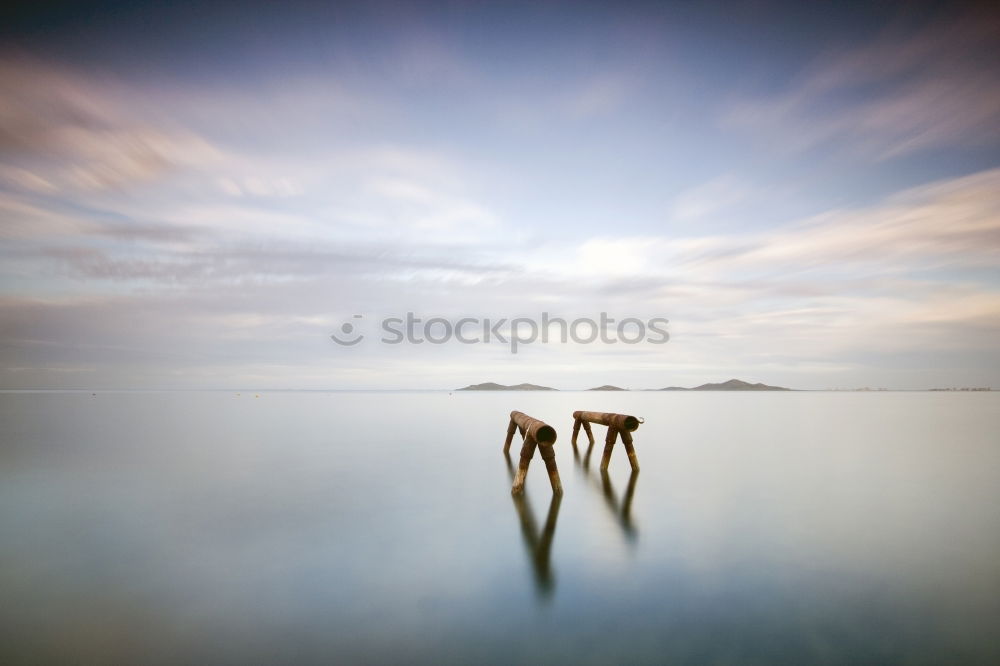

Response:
(458, 382), (557, 391)
(457, 378), (789, 391)
(661, 378), (790, 391)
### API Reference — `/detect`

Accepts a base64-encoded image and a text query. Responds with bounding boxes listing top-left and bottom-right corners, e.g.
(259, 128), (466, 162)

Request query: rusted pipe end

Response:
(621, 415), (640, 431)
(535, 424), (556, 445)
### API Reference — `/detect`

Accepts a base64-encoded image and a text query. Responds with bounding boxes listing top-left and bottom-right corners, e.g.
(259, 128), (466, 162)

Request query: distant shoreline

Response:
(458, 378), (792, 392)
(0, 387), (993, 394)
(453, 379), (994, 392)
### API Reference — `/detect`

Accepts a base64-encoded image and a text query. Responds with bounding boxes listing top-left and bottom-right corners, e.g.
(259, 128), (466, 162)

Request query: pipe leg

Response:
(538, 442), (563, 495)
(571, 417), (581, 446)
(582, 421), (595, 446)
(512, 435), (537, 495)
(600, 427), (618, 471)
(620, 431), (640, 472)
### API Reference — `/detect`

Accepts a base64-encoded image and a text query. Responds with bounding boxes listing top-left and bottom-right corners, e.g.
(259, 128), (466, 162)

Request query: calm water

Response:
(1, 391), (998, 664)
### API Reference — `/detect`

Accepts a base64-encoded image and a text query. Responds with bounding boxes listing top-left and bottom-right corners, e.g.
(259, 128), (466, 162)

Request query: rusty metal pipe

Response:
(511, 411), (557, 445)
(573, 411), (640, 432)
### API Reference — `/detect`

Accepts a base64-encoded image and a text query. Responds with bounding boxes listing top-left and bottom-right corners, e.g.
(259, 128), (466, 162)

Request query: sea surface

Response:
(1, 390), (998, 664)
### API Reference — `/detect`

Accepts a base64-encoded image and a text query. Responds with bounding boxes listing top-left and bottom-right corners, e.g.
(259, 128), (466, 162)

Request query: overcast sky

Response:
(1, 0), (999, 390)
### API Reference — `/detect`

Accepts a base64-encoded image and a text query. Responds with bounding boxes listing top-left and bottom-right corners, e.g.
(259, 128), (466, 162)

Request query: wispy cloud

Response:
(724, 8), (1000, 159)
(574, 167), (1000, 280)
(0, 59), (223, 193)
(686, 168), (1000, 272)
(669, 175), (754, 222)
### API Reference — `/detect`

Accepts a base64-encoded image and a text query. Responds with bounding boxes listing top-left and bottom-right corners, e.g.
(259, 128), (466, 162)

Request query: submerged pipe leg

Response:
(621, 431), (640, 472)
(600, 427), (618, 471)
(538, 443), (563, 495)
(512, 435), (537, 495)
(582, 421), (595, 446)
(571, 417), (581, 446)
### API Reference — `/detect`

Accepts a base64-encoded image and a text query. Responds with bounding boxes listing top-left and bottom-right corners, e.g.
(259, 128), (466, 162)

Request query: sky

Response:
(1, 0), (999, 390)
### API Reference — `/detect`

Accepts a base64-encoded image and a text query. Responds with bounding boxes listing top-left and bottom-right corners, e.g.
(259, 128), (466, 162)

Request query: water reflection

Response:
(600, 470), (639, 543)
(573, 438), (640, 544)
(504, 452), (562, 599)
(572, 432), (597, 471)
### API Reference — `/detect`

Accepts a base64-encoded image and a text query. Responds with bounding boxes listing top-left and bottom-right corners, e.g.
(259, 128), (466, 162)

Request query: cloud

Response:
(218, 176), (303, 198)
(670, 175), (753, 222)
(0, 193), (99, 239)
(724, 8), (1000, 159)
(563, 73), (635, 119)
(0, 55), (506, 262)
(689, 168), (1000, 273)
(363, 177), (497, 231)
(0, 58), (224, 193)
(513, 167), (1000, 381)
(41, 241), (515, 286)
(490, 69), (640, 134)
(566, 168), (1000, 281)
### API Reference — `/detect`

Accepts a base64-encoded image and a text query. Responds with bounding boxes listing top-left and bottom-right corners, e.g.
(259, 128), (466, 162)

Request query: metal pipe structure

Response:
(571, 411), (642, 472)
(573, 411), (640, 432)
(504, 411), (561, 495)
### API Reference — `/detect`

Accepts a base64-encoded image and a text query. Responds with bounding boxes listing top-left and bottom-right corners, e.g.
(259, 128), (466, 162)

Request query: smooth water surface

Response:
(2, 391), (999, 664)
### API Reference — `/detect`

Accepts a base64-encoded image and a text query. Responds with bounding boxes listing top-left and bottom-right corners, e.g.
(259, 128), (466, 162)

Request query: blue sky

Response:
(1, 0), (999, 389)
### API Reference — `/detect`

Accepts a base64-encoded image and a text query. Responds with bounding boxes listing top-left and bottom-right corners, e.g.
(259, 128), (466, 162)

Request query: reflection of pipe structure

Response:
(571, 436), (640, 543)
(572, 411), (641, 472)
(504, 453), (562, 598)
(513, 489), (562, 597)
(503, 411), (562, 495)
(600, 469), (639, 542)
(575, 432), (597, 471)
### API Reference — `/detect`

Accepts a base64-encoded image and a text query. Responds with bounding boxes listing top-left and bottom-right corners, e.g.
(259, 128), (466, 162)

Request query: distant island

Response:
(660, 378), (790, 391)
(457, 382), (556, 391)
(928, 387), (992, 392)
(456, 378), (792, 391)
